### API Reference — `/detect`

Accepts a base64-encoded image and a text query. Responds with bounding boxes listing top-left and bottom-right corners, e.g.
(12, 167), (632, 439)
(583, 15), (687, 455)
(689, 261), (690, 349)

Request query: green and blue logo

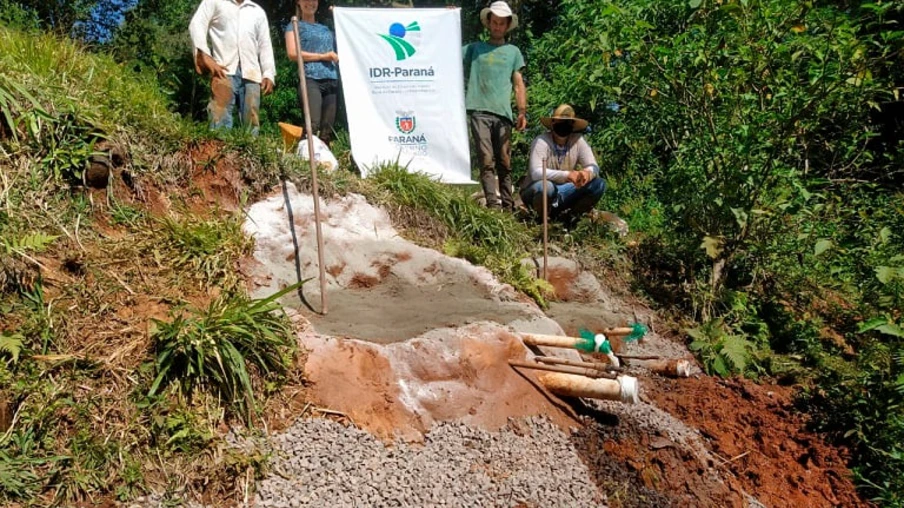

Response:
(379, 21), (421, 61)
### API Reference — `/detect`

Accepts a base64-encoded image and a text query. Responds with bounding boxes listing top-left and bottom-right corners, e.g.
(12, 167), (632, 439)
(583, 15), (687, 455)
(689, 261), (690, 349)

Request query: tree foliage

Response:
(526, 0), (903, 502)
(0, 0), (96, 33)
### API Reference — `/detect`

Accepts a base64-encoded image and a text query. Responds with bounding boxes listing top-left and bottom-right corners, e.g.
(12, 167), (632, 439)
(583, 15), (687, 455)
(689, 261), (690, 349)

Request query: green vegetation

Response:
(159, 214), (253, 288)
(528, 0), (904, 502)
(0, 23), (300, 504)
(148, 284), (300, 423)
(1, 0), (903, 504)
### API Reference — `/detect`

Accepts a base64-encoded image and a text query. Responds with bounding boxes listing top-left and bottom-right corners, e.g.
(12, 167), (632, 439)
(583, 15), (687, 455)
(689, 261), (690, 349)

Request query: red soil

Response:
(644, 376), (868, 508)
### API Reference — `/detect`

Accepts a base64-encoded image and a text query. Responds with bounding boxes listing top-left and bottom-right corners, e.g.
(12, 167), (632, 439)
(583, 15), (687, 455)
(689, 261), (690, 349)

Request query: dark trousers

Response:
(469, 111), (514, 209)
(301, 78), (338, 144)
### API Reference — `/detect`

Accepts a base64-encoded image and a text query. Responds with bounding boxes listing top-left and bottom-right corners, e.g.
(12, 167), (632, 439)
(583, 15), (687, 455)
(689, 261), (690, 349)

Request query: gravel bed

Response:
(255, 416), (606, 507)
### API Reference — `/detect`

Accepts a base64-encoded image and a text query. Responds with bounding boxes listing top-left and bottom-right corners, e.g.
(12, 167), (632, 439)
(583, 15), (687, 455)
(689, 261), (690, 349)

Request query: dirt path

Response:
(243, 185), (867, 507)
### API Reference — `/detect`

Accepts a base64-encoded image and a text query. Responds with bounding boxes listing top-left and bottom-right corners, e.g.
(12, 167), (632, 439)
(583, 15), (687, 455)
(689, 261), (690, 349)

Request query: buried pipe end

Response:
(675, 360), (692, 378)
(619, 375), (639, 404)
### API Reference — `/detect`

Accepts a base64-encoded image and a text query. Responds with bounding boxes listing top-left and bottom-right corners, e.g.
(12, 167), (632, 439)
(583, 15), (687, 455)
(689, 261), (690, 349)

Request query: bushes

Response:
(526, 0), (904, 502)
(808, 331), (904, 505)
(530, 0), (898, 306)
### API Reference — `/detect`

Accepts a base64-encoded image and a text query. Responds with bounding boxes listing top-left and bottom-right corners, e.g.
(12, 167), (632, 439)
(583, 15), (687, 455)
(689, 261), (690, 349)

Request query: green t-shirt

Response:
(463, 42), (525, 122)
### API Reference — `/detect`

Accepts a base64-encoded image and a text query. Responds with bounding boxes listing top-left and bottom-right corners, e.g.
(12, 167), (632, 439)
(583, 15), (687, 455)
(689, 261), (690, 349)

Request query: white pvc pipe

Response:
(628, 359), (692, 378)
(538, 372), (639, 404)
(521, 333), (581, 348)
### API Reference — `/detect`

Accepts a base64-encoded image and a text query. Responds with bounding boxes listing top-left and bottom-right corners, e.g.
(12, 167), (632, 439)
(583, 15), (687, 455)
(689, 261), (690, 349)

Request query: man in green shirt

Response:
(463, 1), (527, 211)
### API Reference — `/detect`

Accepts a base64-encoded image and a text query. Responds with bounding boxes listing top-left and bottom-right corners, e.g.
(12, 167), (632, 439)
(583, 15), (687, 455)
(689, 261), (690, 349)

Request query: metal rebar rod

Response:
(534, 356), (622, 373)
(508, 360), (618, 379)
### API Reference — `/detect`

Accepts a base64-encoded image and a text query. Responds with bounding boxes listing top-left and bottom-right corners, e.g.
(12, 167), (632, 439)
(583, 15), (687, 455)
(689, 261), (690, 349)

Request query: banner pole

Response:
(292, 15), (329, 315)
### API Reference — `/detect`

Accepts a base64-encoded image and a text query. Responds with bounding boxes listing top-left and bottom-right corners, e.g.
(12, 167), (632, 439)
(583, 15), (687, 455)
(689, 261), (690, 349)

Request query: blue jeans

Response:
(208, 72), (261, 135)
(520, 177), (606, 220)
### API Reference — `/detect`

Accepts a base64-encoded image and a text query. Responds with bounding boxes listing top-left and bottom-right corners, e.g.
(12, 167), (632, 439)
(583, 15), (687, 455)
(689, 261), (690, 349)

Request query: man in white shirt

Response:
(190, 0), (276, 135)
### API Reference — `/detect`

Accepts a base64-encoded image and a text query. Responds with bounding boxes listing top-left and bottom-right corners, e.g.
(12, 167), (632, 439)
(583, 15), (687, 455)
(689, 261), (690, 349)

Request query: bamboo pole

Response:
(519, 332), (620, 366)
(626, 358), (692, 377)
(508, 360), (618, 379)
(292, 15), (328, 315)
(605, 327), (638, 336)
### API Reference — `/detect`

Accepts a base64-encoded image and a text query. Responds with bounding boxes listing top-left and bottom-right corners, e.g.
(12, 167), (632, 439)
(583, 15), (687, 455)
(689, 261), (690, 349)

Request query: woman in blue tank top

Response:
(285, 0), (340, 145)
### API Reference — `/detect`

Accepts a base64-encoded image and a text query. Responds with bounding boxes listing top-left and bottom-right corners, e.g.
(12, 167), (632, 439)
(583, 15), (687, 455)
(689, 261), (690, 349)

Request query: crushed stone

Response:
(254, 416), (607, 507)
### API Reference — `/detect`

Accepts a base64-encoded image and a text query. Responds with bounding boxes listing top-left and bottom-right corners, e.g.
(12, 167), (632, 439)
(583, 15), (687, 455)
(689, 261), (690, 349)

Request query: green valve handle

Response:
(577, 329), (613, 353)
(625, 322), (648, 342)
(578, 329), (620, 367)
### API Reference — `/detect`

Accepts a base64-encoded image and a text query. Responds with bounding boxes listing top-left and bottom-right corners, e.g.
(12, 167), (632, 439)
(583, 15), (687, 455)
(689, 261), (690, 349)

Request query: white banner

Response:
(334, 8), (472, 183)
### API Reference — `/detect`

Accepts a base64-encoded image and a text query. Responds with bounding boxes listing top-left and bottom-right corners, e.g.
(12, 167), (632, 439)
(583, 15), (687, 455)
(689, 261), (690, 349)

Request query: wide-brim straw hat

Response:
(540, 104), (589, 132)
(480, 1), (518, 32)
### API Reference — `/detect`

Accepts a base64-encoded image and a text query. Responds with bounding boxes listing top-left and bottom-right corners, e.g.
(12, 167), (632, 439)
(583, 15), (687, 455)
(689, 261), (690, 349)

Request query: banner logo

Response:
(396, 112), (416, 134)
(378, 21), (421, 61)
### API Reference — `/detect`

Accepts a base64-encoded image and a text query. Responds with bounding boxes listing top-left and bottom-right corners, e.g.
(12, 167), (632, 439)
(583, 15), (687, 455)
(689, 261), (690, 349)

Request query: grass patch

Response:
(159, 213), (252, 289)
(0, 25), (180, 140)
(361, 162), (554, 305)
(148, 284), (300, 424)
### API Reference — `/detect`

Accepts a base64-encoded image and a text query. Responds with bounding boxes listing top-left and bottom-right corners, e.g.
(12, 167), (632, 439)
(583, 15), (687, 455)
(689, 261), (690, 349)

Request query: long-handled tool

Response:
(291, 15), (328, 315)
(541, 157), (548, 280)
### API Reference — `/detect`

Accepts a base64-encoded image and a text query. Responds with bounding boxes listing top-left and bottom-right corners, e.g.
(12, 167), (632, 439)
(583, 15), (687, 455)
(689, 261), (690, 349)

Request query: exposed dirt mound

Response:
(572, 418), (746, 508)
(301, 325), (577, 441)
(647, 376), (867, 508)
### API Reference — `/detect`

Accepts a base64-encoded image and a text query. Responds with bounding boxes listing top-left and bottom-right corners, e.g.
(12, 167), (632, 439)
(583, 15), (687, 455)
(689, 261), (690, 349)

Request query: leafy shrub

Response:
(148, 284), (299, 423)
(688, 319), (754, 377)
(528, 0), (901, 310)
(807, 324), (904, 505)
(0, 331), (23, 365)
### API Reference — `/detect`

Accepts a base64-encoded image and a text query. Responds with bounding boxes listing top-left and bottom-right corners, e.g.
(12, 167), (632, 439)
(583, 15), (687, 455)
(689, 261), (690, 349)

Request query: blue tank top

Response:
(285, 21), (338, 81)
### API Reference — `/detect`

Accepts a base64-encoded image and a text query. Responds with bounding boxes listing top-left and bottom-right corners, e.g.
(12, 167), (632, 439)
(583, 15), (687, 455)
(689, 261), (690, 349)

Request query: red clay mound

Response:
(648, 376), (868, 508)
(301, 324), (577, 441)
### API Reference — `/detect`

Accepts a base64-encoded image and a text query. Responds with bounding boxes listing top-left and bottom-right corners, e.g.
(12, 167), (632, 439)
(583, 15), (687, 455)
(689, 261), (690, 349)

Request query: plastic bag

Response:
(296, 135), (339, 172)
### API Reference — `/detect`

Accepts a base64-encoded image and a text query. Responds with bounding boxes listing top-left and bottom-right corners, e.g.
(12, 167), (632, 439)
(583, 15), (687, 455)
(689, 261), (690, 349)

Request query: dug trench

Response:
(242, 180), (868, 507)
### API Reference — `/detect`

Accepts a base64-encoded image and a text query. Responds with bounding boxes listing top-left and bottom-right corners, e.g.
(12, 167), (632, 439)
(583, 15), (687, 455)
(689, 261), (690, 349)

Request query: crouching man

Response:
(519, 104), (606, 225)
